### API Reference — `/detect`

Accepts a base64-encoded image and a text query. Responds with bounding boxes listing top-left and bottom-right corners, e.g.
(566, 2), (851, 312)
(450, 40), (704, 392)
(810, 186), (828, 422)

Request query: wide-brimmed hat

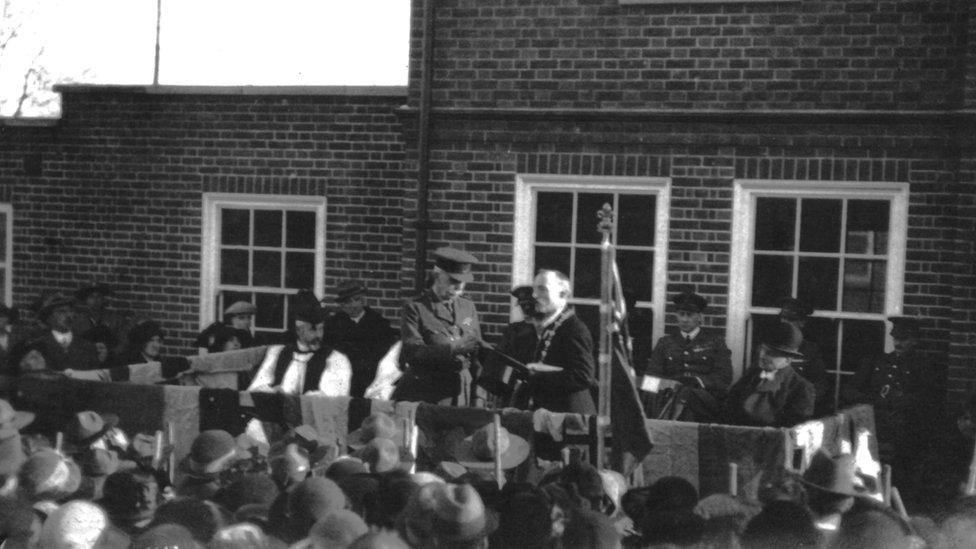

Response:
(36, 293), (75, 321)
(36, 500), (110, 549)
(401, 482), (497, 544)
(224, 301), (257, 318)
(451, 423), (529, 470)
(334, 280), (367, 303)
(673, 291), (708, 314)
(66, 410), (120, 446)
(184, 430), (247, 476)
(347, 412), (402, 449)
(17, 449), (83, 502)
(0, 398), (34, 441)
(797, 451), (867, 497)
(75, 283), (115, 301)
(433, 247), (478, 283)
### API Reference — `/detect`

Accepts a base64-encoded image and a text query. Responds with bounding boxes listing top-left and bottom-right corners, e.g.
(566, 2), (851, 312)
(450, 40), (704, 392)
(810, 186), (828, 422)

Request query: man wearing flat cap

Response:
(394, 247), (484, 406)
(196, 300), (258, 354)
(726, 322), (815, 427)
(31, 293), (99, 372)
(248, 291), (352, 396)
(324, 280), (398, 398)
(644, 291), (732, 422)
(777, 297), (830, 414)
(847, 316), (935, 469)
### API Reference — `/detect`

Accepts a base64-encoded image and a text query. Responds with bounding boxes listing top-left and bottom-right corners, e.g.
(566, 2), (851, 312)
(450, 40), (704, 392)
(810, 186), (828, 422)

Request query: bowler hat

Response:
(0, 398), (34, 441)
(66, 410), (120, 446)
(185, 430), (246, 476)
(36, 293), (74, 321)
(510, 285), (534, 302)
(797, 451), (866, 497)
(433, 247), (478, 283)
(673, 291), (708, 314)
(334, 280), (367, 303)
(779, 297), (814, 321)
(224, 301), (257, 317)
(75, 283), (115, 301)
(414, 482), (497, 543)
(888, 316), (920, 339)
(761, 322), (804, 359)
(291, 290), (327, 324)
(452, 423), (529, 471)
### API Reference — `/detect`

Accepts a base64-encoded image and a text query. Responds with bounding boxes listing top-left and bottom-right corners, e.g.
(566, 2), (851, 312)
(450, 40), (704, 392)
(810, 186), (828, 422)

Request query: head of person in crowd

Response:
(832, 506), (921, 549)
(99, 469), (161, 533)
(127, 320), (165, 362)
(640, 509), (704, 548)
(9, 339), (49, 375)
(301, 509), (370, 549)
(36, 499), (130, 549)
(81, 325), (119, 365)
(212, 473), (279, 514)
(286, 477), (348, 543)
(0, 303), (18, 335)
(150, 497), (228, 545)
(510, 285), (539, 321)
(75, 282), (114, 313)
(533, 269), (572, 320)
(37, 293), (76, 334)
(888, 316), (920, 356)
(430, 247), (477, 302)
(740, 499), (821, 549)
(544, 459), (612, 515)
(798, 451), (861, 522)
(643, 476), (699, 516)
(491, 485), (555, 549)
(291, 290), (327, 351)
(335, 280), (368, 319)
(270, 443), (311, 490)
(673, 291), (708, 334)
(131, 523), (202, 549)
(563, 508), (622, 549)
(208, 325), (245, 354)
(17, 449), (82, 503)
(398, 481), (496, 549)
(0, 398), (34, 491)
(758, 322), (804, 373)
(224, 301), (257, 332)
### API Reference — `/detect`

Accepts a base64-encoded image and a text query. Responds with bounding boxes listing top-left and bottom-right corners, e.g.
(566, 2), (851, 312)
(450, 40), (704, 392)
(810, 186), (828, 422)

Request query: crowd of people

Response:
(0, 245), (968, 547)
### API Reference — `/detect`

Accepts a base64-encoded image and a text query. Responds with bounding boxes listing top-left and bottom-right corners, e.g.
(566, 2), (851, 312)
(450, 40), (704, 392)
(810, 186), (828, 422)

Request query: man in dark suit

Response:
(394, 247), (483, 406)
(71, 282), (130, 356)
(644, 291), (732, 422)
(777, 297), (830, 414)
(324, 279), (398, 398)
(726, 322), (815, 427)
(32, 293), (99, 372)
(479, 285), (541, 406)
(523, 269), (596, 415)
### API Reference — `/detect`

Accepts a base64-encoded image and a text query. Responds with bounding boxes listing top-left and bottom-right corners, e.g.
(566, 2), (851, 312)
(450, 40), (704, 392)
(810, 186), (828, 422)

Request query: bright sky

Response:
(0, 0), (410, 115)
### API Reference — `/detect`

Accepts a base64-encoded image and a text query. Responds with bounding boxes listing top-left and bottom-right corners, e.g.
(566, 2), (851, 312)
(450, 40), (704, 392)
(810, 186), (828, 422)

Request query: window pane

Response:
(797, 257), (839, 311)
(221, 209), (250, 246)
(617, 194), (656, 247)
(799, 199), (841, 253)
(0, 212), (7, 262)
(253, 251), (282, 288)
(846, 200), (889, 255)
(255, 293), (286, 330)
(573, 304), (600, 346)
(754, 198), (796, 251)
(842, 260), (886, 313)
(573, 248), (601, 299)
(751, 255), (792, 307)
(748, 313), (781, 365)
(220, 249), (249, 285)
(839, 319), (886, 373)
(534, 246), (571, 277)
(575, 193), (614, 245)
(254, 210), (282, 247)
(617, 250), (654, 302)
(804, 316), (838, 373)
(536, 192), (573, 243)
(285, 252), (315, 289)
(286, 211), (316, 249)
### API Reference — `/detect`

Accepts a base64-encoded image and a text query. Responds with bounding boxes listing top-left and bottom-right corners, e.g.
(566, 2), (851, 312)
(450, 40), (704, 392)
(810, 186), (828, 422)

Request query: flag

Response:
(608, 260), (654, 473)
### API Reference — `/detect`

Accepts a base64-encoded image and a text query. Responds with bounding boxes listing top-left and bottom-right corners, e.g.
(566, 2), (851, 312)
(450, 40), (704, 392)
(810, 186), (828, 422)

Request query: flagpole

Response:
(153, 0), (162, 86)
(596, 204), (615, 469)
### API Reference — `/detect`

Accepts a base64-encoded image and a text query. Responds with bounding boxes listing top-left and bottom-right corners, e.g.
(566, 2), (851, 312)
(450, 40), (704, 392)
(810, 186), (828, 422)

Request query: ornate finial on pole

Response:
(597, 203), (614, 236)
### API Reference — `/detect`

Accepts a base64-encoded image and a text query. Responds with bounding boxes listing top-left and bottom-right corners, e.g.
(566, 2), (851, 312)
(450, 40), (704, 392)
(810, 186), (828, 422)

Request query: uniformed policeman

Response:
(778, 297), (831, 414)
(644, 291), (732, 422)
(393, 247), (484, 407)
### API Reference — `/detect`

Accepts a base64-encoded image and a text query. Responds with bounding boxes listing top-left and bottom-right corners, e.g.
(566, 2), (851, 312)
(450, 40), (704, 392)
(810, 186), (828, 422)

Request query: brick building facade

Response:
(0, 0), (974, 408)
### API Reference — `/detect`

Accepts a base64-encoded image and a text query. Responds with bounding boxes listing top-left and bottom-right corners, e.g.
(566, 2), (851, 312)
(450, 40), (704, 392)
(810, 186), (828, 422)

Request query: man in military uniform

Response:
(644, 291), (732, 422)
(393, 247), (484, 406)
(847, 317), (934, 466)
(324, 279), (398, 398)
(778, 297), (830, 415)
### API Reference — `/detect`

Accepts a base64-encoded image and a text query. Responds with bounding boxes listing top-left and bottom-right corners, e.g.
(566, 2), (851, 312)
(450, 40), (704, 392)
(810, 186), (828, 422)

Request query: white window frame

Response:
(0, 204), (11, 306)
(200, 193), (327, 331)
(727, 179), (909, 383)
(513, 174), (671, 346)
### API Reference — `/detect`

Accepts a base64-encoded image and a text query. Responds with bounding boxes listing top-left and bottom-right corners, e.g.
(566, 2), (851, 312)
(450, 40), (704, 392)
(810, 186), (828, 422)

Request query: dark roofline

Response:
(53, 84), (408, 98)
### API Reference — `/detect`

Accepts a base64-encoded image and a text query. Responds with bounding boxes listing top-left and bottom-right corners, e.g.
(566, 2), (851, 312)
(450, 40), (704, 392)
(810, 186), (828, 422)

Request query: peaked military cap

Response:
(778, 297), (813, 321)
(888, 316), (920, 339)
(510, 285), (534, 302)
(433, 247), (478, 283)
(672, 291), (708, 314)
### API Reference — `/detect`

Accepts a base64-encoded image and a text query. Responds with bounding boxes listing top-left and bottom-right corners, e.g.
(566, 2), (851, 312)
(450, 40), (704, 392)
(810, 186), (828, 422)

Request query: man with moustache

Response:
(523, 269), (597, 414)
(248, 293), (352, 396)
(394, 247), (484, 406)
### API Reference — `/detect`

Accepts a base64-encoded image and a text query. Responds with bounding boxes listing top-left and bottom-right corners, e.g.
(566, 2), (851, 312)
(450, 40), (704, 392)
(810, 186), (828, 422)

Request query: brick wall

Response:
(409, 0), (967, 111)
(0, 86), (409, 354)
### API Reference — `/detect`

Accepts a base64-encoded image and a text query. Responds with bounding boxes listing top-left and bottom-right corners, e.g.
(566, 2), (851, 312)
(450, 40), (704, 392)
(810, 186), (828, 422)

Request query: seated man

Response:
(644, 291), (731, 422)
(777, 297), (830, 414)
(31, 293), (99, 372)
(726, 322), (815, 427)
(248, 297), (351, 396)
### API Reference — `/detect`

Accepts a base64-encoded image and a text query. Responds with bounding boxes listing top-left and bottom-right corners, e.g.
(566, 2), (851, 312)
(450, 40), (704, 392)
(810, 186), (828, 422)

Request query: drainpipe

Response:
(413, 0), (436, 293)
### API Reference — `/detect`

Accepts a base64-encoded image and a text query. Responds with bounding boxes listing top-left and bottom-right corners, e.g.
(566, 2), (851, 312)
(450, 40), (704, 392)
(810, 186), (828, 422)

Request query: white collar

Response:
(540, 305), (568, 328)
(680, 327), (701, 340)
(52, 330), (72, 345)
